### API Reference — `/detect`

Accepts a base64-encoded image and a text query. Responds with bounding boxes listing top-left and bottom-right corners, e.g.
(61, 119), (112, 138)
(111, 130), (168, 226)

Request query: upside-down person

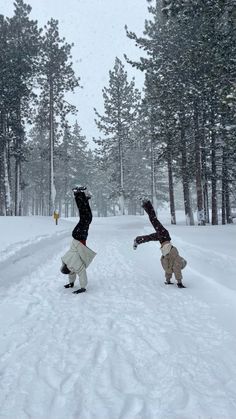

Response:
(133, 199), (187, 288)
(60, 186), (96, 294)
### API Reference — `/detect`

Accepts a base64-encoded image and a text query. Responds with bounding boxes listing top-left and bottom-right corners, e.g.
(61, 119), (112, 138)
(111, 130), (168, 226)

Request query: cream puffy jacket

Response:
(61, 238), (96, 274)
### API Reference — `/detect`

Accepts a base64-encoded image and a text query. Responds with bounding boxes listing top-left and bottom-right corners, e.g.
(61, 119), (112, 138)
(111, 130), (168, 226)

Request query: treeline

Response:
(95, 0), (236, 224)
(0, 0), (236, 224)
(0, 0), (79, 216)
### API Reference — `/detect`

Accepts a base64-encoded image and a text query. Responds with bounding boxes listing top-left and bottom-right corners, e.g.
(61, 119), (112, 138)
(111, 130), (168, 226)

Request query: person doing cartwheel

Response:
(133, 199), (187, 288)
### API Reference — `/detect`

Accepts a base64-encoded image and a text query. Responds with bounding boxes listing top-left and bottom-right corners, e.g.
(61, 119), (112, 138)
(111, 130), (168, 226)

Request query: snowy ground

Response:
(0, 212), (236, 419)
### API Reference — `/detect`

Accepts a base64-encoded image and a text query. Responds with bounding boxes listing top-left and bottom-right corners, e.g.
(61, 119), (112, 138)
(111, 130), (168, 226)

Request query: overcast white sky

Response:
(2, 0), (149, 146)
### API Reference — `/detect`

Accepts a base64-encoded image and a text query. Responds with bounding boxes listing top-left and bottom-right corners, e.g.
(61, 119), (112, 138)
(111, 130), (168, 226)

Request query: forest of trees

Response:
(0, 0), (235, 225)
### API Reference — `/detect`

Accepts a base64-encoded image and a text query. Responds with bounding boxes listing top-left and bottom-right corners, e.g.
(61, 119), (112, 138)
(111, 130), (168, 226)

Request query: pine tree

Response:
(23, 107), (49, 215)
(126, 0), (236, 225)
(54, 121), (91, 217)
(38, 19), (80, 215)
(0, 1), (41, 215)
(55, 124), (73, 216)
(126, 1), (191, 223)
(0, 15), (12, 215)
(94, 57), (141, 214)
(70, 121), (89, 187)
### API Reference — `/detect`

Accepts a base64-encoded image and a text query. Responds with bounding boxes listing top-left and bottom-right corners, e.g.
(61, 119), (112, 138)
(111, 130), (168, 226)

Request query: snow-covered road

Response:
(0, 215), (236, 419)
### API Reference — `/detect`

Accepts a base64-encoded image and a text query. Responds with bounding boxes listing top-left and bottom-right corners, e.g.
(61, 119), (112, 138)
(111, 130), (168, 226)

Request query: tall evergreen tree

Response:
(0, 15), (12, 215)
(23, 106), (49, 215)
(94, 57), (141, 214)
(0, 1), (41, 215)
(38, 19), (80, 215)
(55, 121), (90, 217)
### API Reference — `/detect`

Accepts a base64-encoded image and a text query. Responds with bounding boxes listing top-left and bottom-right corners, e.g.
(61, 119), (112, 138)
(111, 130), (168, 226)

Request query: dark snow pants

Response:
(142, 200), (171, 243)
(72, 193), (92, 242)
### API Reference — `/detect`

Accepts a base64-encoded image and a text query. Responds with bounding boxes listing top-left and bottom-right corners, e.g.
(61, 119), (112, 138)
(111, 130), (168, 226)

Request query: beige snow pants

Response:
(69, 266), (88, 289)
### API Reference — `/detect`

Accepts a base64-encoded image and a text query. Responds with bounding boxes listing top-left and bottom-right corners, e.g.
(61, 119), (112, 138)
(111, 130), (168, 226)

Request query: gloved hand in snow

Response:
(133, 239), (138, 250)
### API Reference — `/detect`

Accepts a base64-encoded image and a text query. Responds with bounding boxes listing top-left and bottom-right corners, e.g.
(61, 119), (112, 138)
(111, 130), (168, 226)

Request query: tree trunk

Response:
(201, 112), (210, 223)
(221, 108), (232, 224)
(0, 112), (13, 215)
(210, 106), (218, 225)
(119, 193), (125, 215)
(0, 112), (5, 215)
(180, 123), (194, 225)
(150, 123), (158, 211)
(224, 152), (232, 224)
(14, 158), (20, 215)
(3, 144), (12, 215)
(49, 78), (56, 216)
(118, 128), (125, 215)
(65, 201), (69, 218)
(211, 141), (218, 225)
(194, 99), (205, 225)
(14, 106), (23, 216)
(221, 147), (226, 225)
(167, 144), (176, 224)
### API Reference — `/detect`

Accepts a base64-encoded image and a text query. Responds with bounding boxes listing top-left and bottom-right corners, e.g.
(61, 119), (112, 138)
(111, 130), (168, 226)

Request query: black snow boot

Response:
(177, 283), (186, 288)
(64, 283), (74, 288)
(73, 288), (86, 294)
(165, 281), (174, 285)
(72, 186), (87, 194)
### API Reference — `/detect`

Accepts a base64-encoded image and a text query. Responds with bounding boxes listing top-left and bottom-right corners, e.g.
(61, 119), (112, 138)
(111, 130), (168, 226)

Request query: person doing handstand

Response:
(61, 187), (96, 294)
(133, 199), (187, 288)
